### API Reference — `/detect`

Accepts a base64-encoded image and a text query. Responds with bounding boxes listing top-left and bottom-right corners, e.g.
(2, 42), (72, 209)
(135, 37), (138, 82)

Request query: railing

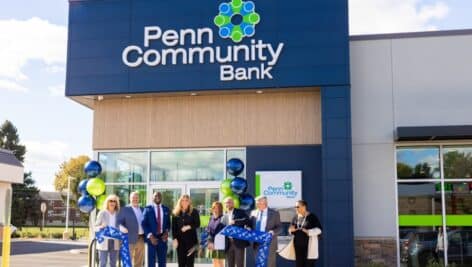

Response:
(88, 238), (123, 267)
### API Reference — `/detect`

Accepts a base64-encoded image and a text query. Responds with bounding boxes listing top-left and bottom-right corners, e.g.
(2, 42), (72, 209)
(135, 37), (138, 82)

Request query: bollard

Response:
(2, 225), (11, 267)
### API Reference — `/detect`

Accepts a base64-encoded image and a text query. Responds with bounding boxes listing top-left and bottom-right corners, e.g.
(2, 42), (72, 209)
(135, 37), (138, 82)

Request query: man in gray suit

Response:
(250, 196), (282, 267)
(117, 192), (145, 267)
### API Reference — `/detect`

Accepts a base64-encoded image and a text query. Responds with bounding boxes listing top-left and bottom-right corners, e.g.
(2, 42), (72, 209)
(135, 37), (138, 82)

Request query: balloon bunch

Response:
(77, 160), (107, 213)
(220, 158), (255, 212)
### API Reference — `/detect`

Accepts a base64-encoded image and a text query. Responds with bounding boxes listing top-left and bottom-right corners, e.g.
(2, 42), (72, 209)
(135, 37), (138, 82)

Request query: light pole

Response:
(63, 176), (76, 240)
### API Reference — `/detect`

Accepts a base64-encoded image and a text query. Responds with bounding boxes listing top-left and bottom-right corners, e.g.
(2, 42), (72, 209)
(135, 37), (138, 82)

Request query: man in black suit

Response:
(222, 197), (250, 267)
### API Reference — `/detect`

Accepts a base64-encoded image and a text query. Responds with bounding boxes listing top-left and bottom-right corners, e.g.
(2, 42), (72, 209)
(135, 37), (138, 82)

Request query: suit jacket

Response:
(95, 210), (121, 251)
(222, 208), (250, 249)
(250, 208), (282, 248)
(172, 208), (200, 250)
(117, 205), (143, 244)
(142, 204), (171, 244)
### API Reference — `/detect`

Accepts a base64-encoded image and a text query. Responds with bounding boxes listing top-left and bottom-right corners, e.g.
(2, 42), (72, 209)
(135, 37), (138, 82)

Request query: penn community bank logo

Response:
(214, 0), (260, 43)
(121, 0), (283, 81)
(263, 181), (297, 198)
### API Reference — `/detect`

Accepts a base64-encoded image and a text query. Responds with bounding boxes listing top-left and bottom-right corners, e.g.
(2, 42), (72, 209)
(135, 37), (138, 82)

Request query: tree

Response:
(0, 120), (26, 162)
(54, 155), (90, 194)
(0, 120), (39, 227)
(11, 172), (40, 227)
(54, 155), (91, 223)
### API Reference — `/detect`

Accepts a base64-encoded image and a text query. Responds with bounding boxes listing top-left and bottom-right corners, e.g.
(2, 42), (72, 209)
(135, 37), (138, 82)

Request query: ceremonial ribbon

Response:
(95, 226), (132, 267)
(220, 226), (273, 267)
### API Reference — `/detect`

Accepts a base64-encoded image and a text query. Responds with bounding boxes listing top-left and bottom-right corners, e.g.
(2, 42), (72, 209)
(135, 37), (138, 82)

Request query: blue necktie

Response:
(256, 211), (263, 232)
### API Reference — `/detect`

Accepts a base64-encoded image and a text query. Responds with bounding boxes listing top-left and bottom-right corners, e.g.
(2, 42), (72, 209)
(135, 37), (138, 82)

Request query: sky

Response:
(0, 0), (471, 191)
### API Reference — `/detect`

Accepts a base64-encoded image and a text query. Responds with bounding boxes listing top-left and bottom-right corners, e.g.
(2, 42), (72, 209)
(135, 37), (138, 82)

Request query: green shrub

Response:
(51, 232), (63, 239)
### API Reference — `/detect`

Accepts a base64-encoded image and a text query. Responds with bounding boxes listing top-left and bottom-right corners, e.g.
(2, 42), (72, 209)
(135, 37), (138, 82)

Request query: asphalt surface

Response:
(0, 240), (88, 267)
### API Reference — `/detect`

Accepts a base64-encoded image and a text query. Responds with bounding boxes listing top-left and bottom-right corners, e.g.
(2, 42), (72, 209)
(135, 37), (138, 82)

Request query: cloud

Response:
(0, 79), (28, 92)
(0, 17), (67, 81)
(349, 0), (450, 34)
(48, 84), (64, 97)
(45, 65), (66, 74)
(23, 140), (70, 190)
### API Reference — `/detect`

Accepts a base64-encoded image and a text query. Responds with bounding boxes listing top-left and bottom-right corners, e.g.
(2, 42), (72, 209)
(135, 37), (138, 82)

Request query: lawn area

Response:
(13, 226), (90, 240)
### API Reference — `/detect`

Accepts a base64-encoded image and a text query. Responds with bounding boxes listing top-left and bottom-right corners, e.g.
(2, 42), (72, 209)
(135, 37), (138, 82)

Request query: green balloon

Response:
(96, 194), (107, 210)
(86, 178), (106, 196)
(220, 178), (233, 196)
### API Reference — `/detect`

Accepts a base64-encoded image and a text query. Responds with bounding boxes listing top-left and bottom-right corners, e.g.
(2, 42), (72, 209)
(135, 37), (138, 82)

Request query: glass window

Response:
(397, 147), (440, 179)
(446, 226), (472, 266)
(398, 183), (442, 216)
(151, 150), (225, 182)
(443, 146), (472, 179)
(105, 184), (147, 207)
(99, 152), (147, 183)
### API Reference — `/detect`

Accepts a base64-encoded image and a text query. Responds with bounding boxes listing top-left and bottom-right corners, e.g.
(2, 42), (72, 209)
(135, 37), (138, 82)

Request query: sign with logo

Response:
(255, 171), (302, 208)
(66, 0), (349, 96)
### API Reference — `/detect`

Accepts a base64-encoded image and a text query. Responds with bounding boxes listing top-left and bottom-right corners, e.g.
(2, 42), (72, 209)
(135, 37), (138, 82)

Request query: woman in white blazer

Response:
(95, 194), (121, 267)
(279, 200), (322, 267)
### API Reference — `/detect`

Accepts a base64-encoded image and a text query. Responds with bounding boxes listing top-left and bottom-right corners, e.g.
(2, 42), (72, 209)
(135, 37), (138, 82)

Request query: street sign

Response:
(40, 202), (47, 213)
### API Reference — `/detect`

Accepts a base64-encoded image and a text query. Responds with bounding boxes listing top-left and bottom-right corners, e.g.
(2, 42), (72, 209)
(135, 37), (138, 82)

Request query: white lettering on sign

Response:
(123, 26), (285, 82)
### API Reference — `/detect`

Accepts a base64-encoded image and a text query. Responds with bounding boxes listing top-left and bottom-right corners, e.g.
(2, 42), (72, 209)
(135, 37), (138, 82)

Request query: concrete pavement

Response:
(0, 240), (88, 267)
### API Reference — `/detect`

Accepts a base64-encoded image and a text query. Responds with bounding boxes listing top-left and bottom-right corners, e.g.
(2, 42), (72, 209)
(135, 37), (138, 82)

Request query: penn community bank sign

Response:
(122, 0), (284, 81)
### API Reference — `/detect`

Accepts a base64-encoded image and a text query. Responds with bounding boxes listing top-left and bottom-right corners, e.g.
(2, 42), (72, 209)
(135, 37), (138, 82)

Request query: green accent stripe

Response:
(255, 174), (261, 196)
(398, 215), (443, 226)
(399, 215), (472, 226)
(446, 215), (472, 226)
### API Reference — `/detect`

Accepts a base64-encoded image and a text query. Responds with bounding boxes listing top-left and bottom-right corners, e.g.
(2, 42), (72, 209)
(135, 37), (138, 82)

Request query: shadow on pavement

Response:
(0, 241), (87, 256)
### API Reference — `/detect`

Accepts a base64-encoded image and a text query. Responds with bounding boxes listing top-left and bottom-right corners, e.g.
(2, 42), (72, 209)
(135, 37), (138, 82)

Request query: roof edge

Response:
(350, 29), (472, 41)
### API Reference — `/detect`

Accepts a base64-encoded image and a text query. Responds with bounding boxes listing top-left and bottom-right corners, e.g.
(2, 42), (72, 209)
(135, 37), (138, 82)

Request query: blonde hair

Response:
(211, 201), (223, 217)
(172, 194), (193, 216)
(103, 194), (120, 211)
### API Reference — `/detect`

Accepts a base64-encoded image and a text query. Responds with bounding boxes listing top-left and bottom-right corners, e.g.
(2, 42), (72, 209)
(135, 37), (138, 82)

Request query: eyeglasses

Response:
(109, 200), (117, 203)
(295, 206), (300, 208)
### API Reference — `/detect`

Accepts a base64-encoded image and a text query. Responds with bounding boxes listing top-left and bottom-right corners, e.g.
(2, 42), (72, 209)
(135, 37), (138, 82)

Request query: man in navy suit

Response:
(142, 192), (171, 267)
(222, 197), (250, 267)
(117, 191), (145, 267)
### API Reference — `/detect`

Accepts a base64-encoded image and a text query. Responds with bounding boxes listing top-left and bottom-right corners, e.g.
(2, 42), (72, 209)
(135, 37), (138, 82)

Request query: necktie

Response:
(157, 205), (161, 234)
(256, 210), (262, 232)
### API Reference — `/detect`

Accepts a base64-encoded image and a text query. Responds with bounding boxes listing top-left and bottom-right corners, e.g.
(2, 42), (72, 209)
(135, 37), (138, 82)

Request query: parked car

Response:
(401, 231), (437, 267)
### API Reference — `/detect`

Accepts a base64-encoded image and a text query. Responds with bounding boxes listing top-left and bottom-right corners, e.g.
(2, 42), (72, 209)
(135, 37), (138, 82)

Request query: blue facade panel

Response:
(66, 0), (349, 96)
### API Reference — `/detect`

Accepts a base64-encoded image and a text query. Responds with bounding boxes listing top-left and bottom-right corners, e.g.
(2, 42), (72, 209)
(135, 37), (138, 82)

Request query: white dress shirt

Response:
(131, 206), (144, 235)
(257, 208), (268, 232)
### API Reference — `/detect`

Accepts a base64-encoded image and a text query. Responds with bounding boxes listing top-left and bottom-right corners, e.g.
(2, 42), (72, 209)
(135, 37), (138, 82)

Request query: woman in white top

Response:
(95, 194), (121, 267)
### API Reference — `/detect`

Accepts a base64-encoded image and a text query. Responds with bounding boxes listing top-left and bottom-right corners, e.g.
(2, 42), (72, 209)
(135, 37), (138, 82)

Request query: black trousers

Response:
(177, 246), (195, 267)
(295, 244), (316, 267)
(226, 241), (245, 267)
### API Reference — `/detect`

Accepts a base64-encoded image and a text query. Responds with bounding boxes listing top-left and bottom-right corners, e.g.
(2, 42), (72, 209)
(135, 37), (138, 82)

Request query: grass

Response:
(12, 226), (90, 240)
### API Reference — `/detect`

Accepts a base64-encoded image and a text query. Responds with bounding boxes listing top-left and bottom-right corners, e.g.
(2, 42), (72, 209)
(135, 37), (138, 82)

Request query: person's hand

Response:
(269, 230), (274, 235)
(302, 228), (308, 234)
(181, 225), (191, 232)
(289, 225), (296, 234)
(229, 220), (235, 225)
(161, 231), (169, 241)
(208, 242), (214, 250)
(119, 225), (128, 234)
(149, 236), (158, 246)
(172, 239), (179, 249)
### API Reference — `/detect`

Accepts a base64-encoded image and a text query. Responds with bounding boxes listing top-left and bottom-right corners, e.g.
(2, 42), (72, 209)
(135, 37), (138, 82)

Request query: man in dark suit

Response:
(250, 196), (282, 267)
(117, 192), (145, 267)
(222, 197), (250, 267)
(142, 192), (171, 267)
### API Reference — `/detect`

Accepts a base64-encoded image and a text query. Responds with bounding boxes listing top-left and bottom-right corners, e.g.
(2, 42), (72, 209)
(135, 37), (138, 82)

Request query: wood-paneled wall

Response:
(93, 90), (321, 149)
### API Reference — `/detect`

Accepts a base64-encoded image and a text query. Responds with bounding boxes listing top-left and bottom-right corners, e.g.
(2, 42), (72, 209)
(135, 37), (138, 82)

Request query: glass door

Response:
(149, 183), (220, 267)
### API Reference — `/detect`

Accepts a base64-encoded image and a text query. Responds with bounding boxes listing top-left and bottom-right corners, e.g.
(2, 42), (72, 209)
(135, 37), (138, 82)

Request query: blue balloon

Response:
(230, 177), (248, 194)
(84, 160), (102, 178)
(78, 195), (96, 213)
(77, 179), (89, 195)
(239, 193), (255, 211)
(226, 158), (244, 176)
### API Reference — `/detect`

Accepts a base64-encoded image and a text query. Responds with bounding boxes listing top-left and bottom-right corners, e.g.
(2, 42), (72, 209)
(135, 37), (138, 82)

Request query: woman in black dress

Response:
(172, 194), (201, 267)
(288, 200), (322, 267)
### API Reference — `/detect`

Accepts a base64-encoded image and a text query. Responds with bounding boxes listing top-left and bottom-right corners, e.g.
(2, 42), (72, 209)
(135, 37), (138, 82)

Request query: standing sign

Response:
(40, 202), (47, 231)
(255, 171), (302, 208)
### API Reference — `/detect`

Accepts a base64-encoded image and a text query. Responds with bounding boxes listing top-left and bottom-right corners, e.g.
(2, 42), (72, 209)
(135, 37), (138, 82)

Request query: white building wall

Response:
(350, 33), (472, 238)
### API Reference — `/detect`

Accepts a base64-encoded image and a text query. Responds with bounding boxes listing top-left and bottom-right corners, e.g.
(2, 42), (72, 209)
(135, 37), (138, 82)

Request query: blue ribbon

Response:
(95, 226), (132, 267)
(220, 226), (273, 267)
